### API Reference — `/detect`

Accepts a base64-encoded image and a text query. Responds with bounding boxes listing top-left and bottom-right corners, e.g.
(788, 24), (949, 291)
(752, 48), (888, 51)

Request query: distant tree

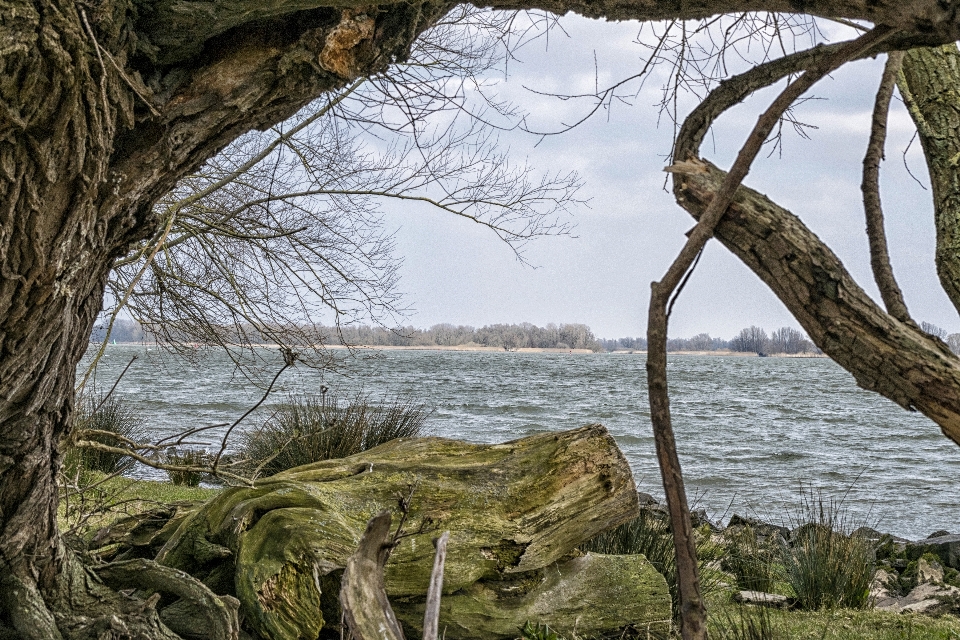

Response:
(729, 326), (770, 354)
(948, 334), (960, 355)
(769, 327), (814, 354)
(687, 333), (715, 351)
(922, 321), (949, 340)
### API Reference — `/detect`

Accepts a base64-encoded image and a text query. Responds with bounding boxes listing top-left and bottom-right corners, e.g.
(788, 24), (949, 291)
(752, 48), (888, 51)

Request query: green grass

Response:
(58, 473), (219, 543)
(708, 603), (960, 640)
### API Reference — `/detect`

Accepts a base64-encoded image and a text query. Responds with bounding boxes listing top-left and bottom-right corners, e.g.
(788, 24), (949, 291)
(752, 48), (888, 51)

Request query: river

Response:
(79, 345), (960, 540)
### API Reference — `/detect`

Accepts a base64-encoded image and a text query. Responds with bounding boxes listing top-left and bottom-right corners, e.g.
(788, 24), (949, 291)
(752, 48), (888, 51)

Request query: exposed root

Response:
(94, 560), (239, 640)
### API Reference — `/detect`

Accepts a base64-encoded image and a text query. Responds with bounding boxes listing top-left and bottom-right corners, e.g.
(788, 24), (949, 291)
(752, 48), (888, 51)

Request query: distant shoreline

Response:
(96, 342), (825, 356)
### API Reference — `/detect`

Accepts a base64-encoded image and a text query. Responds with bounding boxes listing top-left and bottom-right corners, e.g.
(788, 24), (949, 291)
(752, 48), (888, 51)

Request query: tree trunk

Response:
(0, 0), (452, 634)
(898, 44), (960, 319)
(672, 159), (960, 443)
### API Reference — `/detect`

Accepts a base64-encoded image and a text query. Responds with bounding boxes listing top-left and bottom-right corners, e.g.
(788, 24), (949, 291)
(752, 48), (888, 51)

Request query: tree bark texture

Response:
(0, 0), (451, 635)
(672, 159), (960, 444)
(898, 44), (960, 319)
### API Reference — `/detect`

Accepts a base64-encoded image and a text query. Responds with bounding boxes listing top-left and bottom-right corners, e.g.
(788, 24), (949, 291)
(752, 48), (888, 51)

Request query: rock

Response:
(906, 534), (960, 569)
(894, 583), (960, 615)
(928, 530), (952, 539)
(637, 491), (659, 505)
(919, 556), (945, 584)
(730, 514), (789, 542)
(157, 425), (671, 640)
(869, 569), (899, 610)
(732, 591), (789, 608)
(852, 526), (883, 542)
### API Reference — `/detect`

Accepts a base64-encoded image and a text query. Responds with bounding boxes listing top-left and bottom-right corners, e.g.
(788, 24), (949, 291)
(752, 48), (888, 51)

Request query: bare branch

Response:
(862, 50), (912, 324)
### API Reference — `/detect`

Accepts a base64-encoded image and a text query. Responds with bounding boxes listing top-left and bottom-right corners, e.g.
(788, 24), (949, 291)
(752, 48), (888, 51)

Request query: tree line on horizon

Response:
(93, 318), (960, 356)
(90, 319), (606, 352)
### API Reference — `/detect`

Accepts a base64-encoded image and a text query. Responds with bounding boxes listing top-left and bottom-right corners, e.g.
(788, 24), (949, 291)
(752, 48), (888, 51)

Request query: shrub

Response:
(241, 393), (430, 477)
(67, 393), (145, 475)
(722, 525), (779, 593)
(164, 449), (209, 487)
(781, 493), (874, 610)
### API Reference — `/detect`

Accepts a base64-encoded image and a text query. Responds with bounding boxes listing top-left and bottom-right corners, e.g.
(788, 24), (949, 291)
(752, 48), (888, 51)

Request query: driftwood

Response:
(340, 511), (406, 640)
(156, 425), (671, 640)
(422, 531), (449, 640)
(339, 512), (450, 640)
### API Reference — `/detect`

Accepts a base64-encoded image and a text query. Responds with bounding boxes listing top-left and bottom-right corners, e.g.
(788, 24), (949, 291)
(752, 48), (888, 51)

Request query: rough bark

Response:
(898, 44), (960, 319)
(672, 160), (960, 443)
(862, 51), (912, 323)
(155, 426), (670, 640)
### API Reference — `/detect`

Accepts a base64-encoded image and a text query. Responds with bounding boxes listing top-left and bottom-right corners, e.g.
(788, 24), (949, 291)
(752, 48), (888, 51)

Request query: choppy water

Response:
(79, 345), (960, 540)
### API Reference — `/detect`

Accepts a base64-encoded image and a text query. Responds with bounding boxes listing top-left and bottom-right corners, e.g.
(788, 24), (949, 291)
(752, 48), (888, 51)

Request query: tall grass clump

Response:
(782, 491), (874, 610)
(241, 392), (430, 477)
(581, 509), (723, 619)
(710, 605), (780, 640)
(67, 393), (145, 475)
(722, 525), (779, 593)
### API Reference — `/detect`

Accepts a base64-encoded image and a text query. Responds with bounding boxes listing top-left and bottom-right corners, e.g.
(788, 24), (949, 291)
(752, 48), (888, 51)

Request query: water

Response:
(79, 345), (960, 540)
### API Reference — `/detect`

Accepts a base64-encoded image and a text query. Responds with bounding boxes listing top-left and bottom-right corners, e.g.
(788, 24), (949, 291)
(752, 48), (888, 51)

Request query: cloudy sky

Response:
(382, 15), (957, 340)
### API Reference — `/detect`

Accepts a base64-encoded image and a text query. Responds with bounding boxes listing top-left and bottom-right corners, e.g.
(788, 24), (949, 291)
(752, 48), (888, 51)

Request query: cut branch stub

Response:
(340, 511), (406, 640)
(157, 425), (669, 640)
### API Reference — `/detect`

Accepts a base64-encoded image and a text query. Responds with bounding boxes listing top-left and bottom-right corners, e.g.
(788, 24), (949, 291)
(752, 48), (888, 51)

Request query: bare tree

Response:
(769, 327), (813, 354)
(7, 0), (960, 637)
(729, 326), (770, 353)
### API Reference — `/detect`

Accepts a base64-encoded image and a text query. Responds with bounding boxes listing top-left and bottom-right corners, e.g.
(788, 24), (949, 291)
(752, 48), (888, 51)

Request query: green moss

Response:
(157, 426), (654, 640)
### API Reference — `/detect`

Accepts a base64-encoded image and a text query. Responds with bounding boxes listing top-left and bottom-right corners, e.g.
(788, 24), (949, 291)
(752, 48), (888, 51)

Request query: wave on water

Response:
(79, 345), (960, 540)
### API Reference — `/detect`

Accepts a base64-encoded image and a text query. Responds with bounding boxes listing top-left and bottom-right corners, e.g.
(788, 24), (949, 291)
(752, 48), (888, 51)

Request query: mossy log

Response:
(156, 424), (671, 640)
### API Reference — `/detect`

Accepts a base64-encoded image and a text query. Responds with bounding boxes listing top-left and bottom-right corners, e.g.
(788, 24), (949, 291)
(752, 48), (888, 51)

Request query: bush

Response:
(781, 493), (874, 610)
(722, 525), (779, 593)
(163, 449), (209, 487)
(240, 393), (430, 477)
(67, 393), (145, 475)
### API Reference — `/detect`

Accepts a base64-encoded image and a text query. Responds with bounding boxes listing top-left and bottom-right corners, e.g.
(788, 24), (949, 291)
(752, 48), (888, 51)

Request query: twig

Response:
(423, 531), (450, 640)
(90, 356), (138, 415)
(211, 348), (297, 472)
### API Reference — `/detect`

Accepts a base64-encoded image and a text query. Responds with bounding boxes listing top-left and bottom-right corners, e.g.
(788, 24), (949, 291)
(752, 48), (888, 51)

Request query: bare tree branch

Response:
(862, 50), (912, 324)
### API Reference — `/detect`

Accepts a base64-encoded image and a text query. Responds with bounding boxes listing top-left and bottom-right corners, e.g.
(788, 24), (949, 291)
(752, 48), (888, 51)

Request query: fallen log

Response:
(156, 424), (671, 640)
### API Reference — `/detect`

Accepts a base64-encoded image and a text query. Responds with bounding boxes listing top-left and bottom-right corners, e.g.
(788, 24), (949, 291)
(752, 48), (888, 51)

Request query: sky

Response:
(380, 15), (959, 340)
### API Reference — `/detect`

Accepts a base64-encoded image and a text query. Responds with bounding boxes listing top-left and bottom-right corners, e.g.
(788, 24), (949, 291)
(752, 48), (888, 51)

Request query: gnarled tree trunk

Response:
(0, 0), (450, 635)
(898, 44), (960, 318)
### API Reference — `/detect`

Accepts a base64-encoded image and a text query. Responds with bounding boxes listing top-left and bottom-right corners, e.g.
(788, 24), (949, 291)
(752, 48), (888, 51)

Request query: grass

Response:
(581, 510), (724, 620)
(240, 392), (430, 477)
(782, 492), (875, 610)
(66, 392), (146, 475)
(708, 603), (960, 640)
(58, 472), (219, 545)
